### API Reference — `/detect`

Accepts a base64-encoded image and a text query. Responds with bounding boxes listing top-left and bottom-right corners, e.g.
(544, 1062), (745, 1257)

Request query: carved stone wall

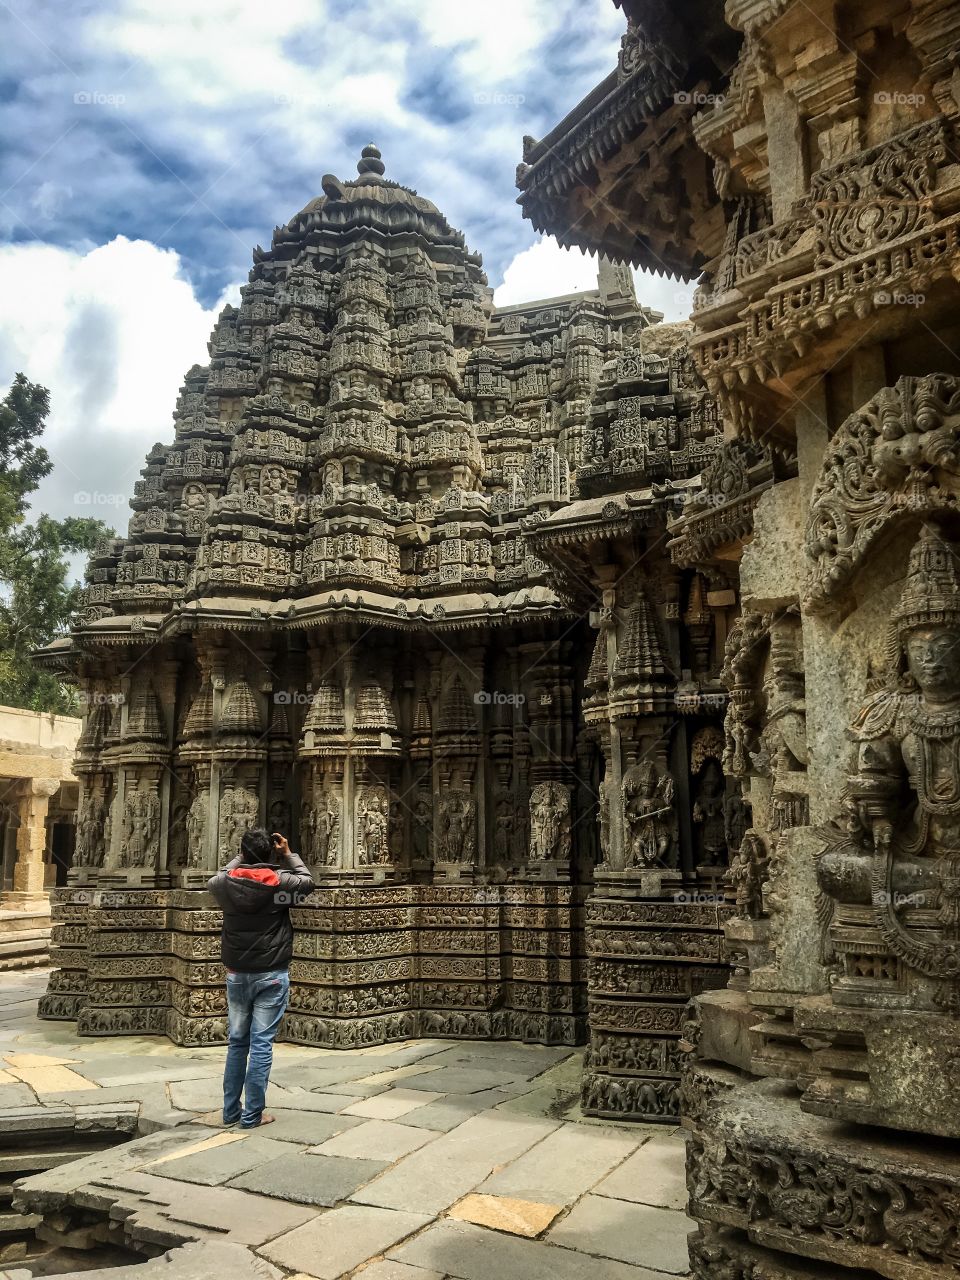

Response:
(515, 0), (960, 1273)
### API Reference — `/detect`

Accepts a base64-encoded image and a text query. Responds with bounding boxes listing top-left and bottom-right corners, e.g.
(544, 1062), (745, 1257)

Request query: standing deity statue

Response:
(185, 792), (208, 869)
(316, 789), (341, 865)
(622, 761), (677, 867)
(529, 782), (571, 861)
(357, 789), (390, 865)
(726, 830), (770, 920)
(819, 525), (960, 1009)
(436, 788), (476, 863)
(120, 788), (160, 869)
(74, 791), (108, 867)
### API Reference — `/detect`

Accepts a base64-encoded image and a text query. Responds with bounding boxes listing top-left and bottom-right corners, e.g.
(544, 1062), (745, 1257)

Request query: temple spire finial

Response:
(357, 143), (385, 178)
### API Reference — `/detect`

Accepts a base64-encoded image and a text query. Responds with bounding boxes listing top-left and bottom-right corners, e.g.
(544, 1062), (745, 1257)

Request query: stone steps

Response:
(0, 912), (52, 971)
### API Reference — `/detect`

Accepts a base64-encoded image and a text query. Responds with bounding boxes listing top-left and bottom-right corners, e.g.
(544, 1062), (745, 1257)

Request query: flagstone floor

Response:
(0, 969), (692, 1280)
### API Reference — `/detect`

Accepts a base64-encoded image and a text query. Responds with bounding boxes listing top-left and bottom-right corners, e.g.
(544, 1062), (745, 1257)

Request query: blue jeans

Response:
(222, 968), (290, 1127)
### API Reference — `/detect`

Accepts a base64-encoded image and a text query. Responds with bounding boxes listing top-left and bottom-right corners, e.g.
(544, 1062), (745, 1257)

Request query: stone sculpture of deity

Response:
(622, 761), (677, 867)
(529, 781), (571, 861)
(819, 524), (960, 1009)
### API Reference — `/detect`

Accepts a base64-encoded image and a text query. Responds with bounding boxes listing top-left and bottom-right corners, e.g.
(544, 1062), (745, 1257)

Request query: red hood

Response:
(228, 866), (280, 886)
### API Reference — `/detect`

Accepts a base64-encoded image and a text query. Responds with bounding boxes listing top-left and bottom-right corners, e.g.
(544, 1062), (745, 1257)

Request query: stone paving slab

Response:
(352, 1111), (558, 1215)
(0, 1084), (37, 1110)
(396, 1088), (516, 1131)
(88, 1171), (316, 1247)
(449, 1192), (562, 1237)
(13, 1126), (222, 1203)
(546, 1194), (693, 1274)
(311, 1118), (436, 1162)
(147, 1133), (295, 1186)
(399, 1066), (528, 1094)
(259, 1203), (430, 1277)
(345, 1262), (443, 1280)
(226, 1107), (364, 1145)
(342, 1087), (444, 1119)
(388, 1218), (667, 1280)
(593, 1132), (689, 1211)
(229, 1150), (389, 1206)
(478, 1122), (639, 1206)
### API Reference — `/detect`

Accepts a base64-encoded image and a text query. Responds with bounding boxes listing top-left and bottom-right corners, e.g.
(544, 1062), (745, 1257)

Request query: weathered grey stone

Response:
(149, 1134), (295, 1186)
(229, 1151), (389, 1206)
(311, 1118), (436, 1161)
(546, 1194), (692, 1273)
(389, 1218), (665, 1280)
(352, 1112), (558, 1214)
(592, 1132), (687, 1210)
(479, 1124), (638, 1205)
(258, 1204), (430, 1278)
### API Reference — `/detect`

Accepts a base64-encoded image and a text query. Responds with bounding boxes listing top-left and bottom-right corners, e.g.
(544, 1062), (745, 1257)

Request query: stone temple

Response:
(37, 140), (737, 1126)
(35, 0), (960, 1273)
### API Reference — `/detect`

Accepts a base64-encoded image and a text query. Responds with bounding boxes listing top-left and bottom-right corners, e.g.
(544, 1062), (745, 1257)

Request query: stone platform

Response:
(0, 968), (693, 1279)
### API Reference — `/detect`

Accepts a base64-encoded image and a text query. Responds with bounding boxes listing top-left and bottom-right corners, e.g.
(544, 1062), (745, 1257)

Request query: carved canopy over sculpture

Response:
(805, 375), (960, 607)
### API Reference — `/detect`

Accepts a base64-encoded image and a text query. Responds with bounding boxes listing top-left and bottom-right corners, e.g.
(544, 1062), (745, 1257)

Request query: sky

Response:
(0, 0), (696, 536)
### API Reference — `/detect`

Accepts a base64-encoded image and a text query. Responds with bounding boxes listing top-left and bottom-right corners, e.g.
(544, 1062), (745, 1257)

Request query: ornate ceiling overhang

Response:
(515, 0), (737, 279)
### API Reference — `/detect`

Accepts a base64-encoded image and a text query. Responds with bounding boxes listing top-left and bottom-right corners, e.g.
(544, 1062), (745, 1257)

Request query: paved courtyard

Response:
(0, 969), (692, 1279)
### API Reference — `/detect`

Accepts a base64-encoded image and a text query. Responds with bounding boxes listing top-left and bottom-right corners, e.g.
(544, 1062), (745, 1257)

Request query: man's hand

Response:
(272, 832), (291, 858)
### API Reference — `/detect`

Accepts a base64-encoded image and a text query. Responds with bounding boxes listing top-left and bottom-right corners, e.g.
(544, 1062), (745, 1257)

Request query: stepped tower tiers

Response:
(35, 146), (737, 1098)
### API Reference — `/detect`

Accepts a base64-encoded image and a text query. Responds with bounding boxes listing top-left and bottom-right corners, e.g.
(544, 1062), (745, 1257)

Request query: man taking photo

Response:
(207, 828), (314, 1128)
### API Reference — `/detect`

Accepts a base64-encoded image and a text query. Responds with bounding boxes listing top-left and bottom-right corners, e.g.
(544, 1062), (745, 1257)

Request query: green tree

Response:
(0, 374), (114, 713)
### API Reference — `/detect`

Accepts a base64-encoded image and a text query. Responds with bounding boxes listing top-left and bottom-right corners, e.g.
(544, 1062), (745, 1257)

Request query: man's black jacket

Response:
(207, 851), (314, 972)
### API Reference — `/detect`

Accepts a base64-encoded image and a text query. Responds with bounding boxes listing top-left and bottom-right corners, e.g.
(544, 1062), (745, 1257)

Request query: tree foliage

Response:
(0, 374), (114, 713)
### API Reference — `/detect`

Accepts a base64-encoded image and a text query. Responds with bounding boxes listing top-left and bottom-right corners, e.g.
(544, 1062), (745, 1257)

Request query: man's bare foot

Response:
(240, 1112), (275, 1128)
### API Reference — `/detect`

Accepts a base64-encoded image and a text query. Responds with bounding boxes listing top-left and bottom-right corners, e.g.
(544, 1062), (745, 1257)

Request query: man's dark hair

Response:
(240, 827), (274, 864)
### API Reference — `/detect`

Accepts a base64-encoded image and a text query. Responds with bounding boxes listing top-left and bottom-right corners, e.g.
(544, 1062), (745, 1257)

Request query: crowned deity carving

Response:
(313, 788), (341, 865)
(218, 784), (259, 860)
(357, 788), (390, 866)
(622, 761), (677, 867)
(819, 525), (960, 1010)
(436, 787), (476, 863)
(74, 790), (108, 867)
(185, 792), (208, 869)
(119, 787), (161, 868)
(529, 782), (571, 862)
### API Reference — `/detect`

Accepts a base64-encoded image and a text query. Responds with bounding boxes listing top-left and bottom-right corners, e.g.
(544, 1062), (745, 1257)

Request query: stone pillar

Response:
(5, 778), (60, 908)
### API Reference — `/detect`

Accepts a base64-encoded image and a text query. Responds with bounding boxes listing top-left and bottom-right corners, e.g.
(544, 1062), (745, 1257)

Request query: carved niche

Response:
(806, 374), (960, 607)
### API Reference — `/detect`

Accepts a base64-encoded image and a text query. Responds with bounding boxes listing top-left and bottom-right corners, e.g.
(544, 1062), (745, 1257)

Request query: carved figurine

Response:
(357, 789), (389, 865)
(185, 792), (208, 869)
(726, 829), (770, 919)
(622, 761), (677, 867)
(819, 525), (960, 1009)
(529, 781), (571, 861)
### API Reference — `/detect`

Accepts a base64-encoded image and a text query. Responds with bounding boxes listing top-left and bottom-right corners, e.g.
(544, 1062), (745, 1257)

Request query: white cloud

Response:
(493, 236), (697, 321)
(0, 236), (238, 531)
